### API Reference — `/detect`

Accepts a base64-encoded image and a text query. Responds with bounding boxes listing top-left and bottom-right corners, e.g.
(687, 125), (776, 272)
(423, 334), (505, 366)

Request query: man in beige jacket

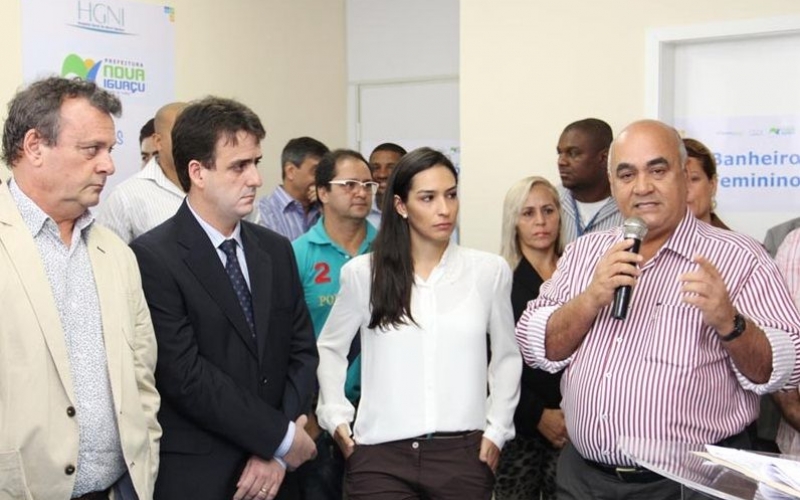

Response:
(0, 77), (160, 500)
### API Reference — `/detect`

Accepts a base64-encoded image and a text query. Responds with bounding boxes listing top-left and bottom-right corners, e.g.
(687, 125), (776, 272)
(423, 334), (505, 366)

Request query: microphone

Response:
(612, 217), (648, 320)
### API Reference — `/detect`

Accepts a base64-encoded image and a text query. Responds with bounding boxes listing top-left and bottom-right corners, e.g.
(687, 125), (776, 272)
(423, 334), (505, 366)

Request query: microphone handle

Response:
(611, 237), (642, 320)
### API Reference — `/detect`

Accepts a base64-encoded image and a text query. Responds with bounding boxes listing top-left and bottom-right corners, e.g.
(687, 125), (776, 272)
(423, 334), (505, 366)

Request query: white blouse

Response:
(316, 243), (521, 449)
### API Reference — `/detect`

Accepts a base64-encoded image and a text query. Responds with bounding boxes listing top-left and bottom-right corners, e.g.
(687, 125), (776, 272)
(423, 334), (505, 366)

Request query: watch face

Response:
(734, 314), (745, 333)
(721, 314), (746, 342)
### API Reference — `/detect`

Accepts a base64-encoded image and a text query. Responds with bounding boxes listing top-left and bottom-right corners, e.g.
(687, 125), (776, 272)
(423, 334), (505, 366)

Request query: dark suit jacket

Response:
(131, 201), (318, 500)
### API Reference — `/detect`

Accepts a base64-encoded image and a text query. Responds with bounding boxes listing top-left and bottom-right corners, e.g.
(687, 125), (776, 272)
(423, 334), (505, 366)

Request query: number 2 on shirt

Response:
(314, 262), (331, 284)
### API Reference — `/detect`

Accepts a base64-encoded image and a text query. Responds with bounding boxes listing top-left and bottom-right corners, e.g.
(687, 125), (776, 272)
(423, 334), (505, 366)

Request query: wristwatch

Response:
(719, 313), (746, 342)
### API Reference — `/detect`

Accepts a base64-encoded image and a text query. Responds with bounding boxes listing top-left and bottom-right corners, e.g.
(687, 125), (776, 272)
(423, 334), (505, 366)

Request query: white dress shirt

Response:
(316, 243), (521, 449)
(96, 157), (185, 243)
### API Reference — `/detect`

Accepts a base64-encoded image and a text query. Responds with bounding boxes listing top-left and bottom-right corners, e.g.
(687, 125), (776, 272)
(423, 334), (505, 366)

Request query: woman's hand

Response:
(333, 423), (356, 459)
(479, 437), (501, 473)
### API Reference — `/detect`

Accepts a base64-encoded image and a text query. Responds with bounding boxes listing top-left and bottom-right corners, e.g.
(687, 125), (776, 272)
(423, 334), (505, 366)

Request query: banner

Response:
(21, 0), (175, 193)
(675, 116), (800, 213)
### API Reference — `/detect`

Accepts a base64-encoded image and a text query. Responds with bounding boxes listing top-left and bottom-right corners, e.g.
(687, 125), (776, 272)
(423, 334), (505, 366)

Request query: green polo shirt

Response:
(292, 217), (377, 402)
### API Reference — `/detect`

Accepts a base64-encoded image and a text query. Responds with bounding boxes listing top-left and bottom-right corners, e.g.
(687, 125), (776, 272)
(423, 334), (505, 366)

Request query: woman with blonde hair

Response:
(496, 176), (565, 500)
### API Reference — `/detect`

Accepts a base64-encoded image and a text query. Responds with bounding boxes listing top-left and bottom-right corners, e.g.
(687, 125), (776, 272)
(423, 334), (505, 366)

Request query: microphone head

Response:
(622, 216), (648, 240)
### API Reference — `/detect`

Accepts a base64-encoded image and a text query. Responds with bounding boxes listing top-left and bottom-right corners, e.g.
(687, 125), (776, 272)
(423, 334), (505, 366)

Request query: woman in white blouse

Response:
(315, 147), (521, 499)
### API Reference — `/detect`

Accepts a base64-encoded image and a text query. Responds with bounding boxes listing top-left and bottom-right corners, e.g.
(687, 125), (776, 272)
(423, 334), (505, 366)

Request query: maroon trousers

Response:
(345, 431), (494, 500)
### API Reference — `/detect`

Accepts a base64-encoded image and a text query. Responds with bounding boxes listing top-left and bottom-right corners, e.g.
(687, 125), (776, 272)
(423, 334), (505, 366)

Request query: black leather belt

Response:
(583, 460), (663, 483)
(415, 430), (479, 440)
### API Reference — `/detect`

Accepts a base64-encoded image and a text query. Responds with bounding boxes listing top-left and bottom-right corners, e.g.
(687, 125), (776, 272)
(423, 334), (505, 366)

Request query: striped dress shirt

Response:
(559, 188), (624, 245)
(96, 158), (185, 243)
(257, 185), (320, 241)
(517, 210), (800, 466)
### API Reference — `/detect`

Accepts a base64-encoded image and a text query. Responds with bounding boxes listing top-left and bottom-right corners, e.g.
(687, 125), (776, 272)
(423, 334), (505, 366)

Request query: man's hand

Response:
(544, 239), (642, 361)
(305, 412), (322, 442)
(681, 254), (773, 383)
(583, 239), (642, 311)
(333, 423), (356, 459)
(478, 437), (501, 474)
(306, 185), (318, 205)
(773, 389), (800, 433)
(536, 408), (568, 449)
(679, 255), (736, 333)
(233, 456), (285, 500)
(283, 415), (317, 470)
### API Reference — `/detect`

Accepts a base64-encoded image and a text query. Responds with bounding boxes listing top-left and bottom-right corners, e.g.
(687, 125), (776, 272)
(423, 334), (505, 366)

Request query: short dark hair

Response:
(563, 118), (613, 151)
(172, 96), (266, 192)
(370, 142), (407, 158)
(369, 147), (458, 330)
(315, 149), (370, 189)
(139, 118), (155, 144)
(280, 137), (329, 180)
(2, 76), (122, 167)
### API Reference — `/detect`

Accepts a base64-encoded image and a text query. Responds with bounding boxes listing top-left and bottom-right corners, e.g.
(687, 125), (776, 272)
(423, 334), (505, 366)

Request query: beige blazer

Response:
(0, 180), (160, 500)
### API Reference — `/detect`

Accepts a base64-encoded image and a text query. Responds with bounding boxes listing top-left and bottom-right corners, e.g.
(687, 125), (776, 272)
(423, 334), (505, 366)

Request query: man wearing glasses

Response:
(291, 149), (378, 500)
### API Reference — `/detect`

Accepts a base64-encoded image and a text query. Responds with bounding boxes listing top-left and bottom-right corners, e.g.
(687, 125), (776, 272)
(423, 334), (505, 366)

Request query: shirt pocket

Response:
(645, 303), (714, 368)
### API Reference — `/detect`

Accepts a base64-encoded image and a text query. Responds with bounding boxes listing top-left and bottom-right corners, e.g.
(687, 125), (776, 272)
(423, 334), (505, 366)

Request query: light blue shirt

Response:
(257, 186), (320, 241)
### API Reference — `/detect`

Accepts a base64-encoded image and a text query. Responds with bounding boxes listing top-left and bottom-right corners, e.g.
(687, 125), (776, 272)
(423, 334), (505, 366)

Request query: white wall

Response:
(0, 0), (348, 193)
(346, 0), (459, 150)
(460, 1), (800, 252)
(346, 0), (458, 82)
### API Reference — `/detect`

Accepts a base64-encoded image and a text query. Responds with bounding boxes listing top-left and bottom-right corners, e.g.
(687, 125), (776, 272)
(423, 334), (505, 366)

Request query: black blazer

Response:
(131, 201), (318, 499)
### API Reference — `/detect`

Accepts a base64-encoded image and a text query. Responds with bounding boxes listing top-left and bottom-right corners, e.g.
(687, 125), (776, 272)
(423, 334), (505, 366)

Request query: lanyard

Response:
(572, 195), (603, 238)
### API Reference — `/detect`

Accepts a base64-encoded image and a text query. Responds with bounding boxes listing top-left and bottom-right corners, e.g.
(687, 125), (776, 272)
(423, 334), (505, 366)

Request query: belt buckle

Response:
(614, 466), (639, 482)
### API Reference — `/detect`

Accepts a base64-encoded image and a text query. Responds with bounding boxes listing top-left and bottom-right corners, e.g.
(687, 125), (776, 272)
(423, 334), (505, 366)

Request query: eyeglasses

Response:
(328, 179), (379, 193)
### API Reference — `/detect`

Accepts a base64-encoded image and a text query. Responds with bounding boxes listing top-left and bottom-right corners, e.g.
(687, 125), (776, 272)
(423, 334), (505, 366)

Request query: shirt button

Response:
(66, 406), (76, 417)
(605, 372), (611, 379)
(616, 336), (623, 343)
(602, 450), (611, 456)
(65, 464), (76, 475)
(411, 441), (419, 450)
(261, 377), (268, 385)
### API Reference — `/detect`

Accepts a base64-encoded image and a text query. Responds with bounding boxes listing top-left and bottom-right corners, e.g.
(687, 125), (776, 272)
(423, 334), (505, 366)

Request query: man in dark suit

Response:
(131, 97), (318, 500)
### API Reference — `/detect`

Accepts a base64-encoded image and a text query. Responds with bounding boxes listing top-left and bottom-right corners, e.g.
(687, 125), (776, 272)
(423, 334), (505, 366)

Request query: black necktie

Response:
(219, 239), (255, 337)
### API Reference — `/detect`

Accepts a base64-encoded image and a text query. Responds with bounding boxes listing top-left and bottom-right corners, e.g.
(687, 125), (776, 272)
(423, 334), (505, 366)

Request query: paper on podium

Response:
(692, 445), (800, 498)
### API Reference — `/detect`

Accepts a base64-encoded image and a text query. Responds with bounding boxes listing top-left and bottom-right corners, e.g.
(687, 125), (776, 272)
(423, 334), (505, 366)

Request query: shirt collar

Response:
(141, 157), (186, 198)
(626, 208), (696, 266)
(8, 177), (94, 242)
(305, 216), (377, 254)
(418, 240), (460, 285)
(186, 199), (243, 250)
(659, 208), (699, 262)
(273, 185), (305, 212)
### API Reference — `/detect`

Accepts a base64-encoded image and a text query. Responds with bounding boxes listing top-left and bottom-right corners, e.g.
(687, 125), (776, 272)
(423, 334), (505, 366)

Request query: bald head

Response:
(154, 102), (187, 136)
(153, 102), (187, 174)
(607, 119), (690, 245)
(609, 120), (687, 173)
